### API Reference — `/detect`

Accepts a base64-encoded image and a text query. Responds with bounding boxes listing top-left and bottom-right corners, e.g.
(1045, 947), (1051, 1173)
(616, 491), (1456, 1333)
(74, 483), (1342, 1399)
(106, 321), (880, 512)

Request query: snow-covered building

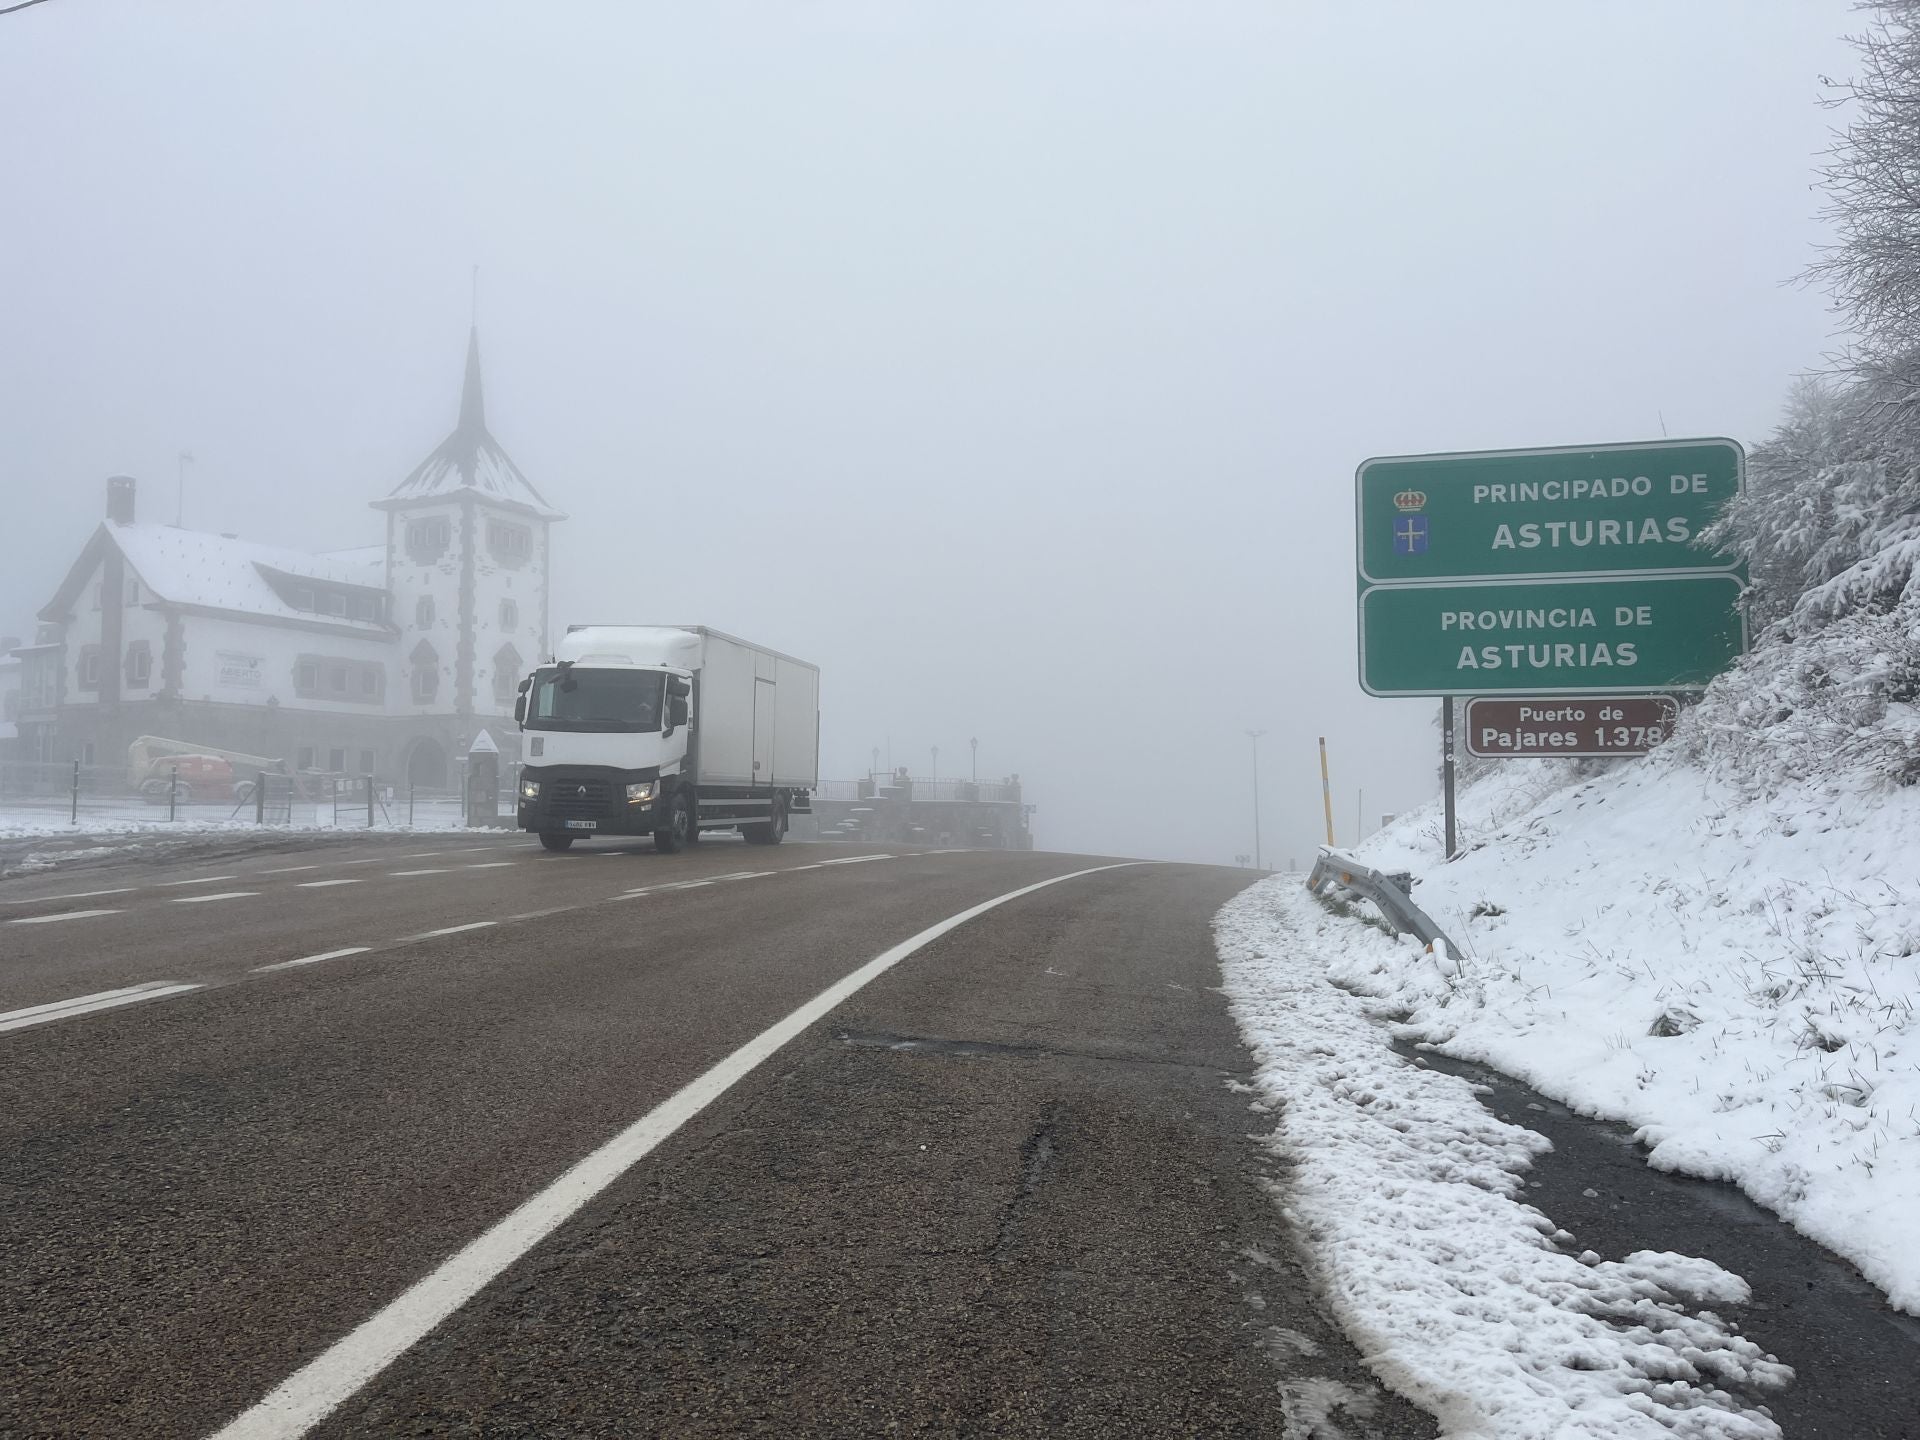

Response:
(13, 330), (563, 789)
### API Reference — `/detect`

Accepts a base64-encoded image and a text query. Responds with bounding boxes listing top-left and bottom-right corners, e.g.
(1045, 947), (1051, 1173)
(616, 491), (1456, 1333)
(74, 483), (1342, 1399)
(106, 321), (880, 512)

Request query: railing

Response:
(1305, 845), (1458, 956)
(819, 777), (1020, 805)
(0, 760), (520, 832)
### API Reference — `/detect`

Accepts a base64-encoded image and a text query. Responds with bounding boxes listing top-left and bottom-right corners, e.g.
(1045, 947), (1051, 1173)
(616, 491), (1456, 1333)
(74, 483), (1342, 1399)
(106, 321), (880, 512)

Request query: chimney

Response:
(106, 475), (136, 525)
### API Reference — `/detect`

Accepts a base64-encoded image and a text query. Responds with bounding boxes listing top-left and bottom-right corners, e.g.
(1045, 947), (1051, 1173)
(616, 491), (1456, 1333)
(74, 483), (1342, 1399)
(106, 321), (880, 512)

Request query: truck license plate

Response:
(564, 819), (598, 831)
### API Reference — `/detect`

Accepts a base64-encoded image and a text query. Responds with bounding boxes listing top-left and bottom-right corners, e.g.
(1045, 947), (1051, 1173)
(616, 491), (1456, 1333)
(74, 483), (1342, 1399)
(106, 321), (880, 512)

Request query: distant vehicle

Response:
(514, 625), (818, 853)
(126, 735), (287, 804)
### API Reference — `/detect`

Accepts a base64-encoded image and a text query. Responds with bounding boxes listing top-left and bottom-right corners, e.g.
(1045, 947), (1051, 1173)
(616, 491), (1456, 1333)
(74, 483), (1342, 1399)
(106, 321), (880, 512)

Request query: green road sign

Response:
(1358, 438), (1743, 584)
(1359, 574), (1747, 697)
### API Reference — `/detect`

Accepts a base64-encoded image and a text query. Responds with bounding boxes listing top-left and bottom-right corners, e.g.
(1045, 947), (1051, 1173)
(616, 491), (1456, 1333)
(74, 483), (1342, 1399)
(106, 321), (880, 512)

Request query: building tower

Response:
(374, 328), (564, 787)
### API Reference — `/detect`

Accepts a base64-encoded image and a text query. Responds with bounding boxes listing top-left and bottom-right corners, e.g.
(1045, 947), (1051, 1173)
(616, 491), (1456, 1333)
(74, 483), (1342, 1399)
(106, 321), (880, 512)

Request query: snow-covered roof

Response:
(374, 328), (563, 521)
(106, 524), (391, 634)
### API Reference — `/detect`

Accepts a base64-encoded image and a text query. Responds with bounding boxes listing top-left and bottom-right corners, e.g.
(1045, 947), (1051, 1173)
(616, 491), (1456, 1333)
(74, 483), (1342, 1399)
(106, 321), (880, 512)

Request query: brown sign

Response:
(1464, 696), (1679, 758)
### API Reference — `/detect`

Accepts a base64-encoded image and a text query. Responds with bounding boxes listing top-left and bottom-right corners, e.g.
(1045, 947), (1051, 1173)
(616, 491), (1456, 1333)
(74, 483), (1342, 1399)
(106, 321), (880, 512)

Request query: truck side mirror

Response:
(667, 676), (691, 698)
(513, 695), (526, 725)
(668, 696), (689, 729)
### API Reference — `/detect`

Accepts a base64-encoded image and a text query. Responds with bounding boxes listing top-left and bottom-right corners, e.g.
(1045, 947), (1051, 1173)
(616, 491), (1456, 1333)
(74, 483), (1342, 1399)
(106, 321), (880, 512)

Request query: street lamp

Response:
(1247, 730), (1266, 871)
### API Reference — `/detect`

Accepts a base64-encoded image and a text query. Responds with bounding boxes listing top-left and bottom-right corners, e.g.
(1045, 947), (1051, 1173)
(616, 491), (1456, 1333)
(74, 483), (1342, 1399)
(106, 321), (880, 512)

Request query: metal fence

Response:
(0, 760), (521, 833)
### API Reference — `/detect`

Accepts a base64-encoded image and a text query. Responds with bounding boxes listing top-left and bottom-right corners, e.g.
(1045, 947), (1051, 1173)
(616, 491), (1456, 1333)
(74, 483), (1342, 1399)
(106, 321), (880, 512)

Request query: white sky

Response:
(0, 1), (1858, 864)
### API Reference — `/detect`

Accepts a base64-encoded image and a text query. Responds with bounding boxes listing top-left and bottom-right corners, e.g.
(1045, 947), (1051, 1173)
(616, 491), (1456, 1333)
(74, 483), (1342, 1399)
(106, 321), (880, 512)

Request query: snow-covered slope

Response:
(1340, 748), (1920, 1313)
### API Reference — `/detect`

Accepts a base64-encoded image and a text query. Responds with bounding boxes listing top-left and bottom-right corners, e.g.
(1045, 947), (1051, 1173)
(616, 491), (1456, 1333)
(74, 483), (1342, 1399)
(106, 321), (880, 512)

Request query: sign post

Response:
(1355, 438), (1746, 856)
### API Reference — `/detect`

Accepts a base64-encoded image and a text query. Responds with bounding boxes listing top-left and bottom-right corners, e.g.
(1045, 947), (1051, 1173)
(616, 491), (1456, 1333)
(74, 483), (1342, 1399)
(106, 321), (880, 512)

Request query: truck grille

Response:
(544, 778), (612, 820)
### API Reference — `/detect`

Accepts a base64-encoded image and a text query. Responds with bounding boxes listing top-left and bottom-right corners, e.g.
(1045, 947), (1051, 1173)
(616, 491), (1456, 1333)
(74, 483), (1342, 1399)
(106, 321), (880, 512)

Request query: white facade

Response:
(17, 329), (563, 787)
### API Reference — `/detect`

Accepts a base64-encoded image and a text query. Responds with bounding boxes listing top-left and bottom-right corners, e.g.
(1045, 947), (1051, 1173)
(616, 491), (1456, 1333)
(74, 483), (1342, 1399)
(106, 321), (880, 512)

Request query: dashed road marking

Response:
(259, 865), (323, 875)
(298, 879), (364, 889)
(419, 921), (496, 938)
(159, 874), (238, 887)
(463, 862), (516, 870)
(206, 861), (1144, 1440)
(6, 908), (124, 925)
(0, 980), (203, 1033)
(390, 869), (451, 877)
(0, 887), (137, 906)
(169, 892), (259, 904)
(817, 854), (894, 865)
(253, 947), (373, 974)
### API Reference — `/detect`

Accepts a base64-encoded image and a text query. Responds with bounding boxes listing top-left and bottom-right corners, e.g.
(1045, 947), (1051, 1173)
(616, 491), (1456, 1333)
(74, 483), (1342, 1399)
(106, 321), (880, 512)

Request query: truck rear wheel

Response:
(744, 797), (787, 846)
(539, 832), (574, 852)
(654, 790), (693, 854)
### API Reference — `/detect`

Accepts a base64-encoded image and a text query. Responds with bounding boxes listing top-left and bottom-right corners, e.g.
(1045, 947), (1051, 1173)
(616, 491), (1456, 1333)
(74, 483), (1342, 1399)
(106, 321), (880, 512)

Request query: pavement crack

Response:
(991, 1105), (1062, 1263)
(834, 1028), (1247, 1078)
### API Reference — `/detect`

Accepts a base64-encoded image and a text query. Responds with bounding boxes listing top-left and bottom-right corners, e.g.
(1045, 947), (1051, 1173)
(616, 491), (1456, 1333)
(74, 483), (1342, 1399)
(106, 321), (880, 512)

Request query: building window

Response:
(292, 586), (315, 611)
(294, 656), (382, 703)
(415, 595), (436, 628)
(492, 643), (523, 704)
(358, 748), (376, 777)
(407, 516), (452, 564)
(360, 667), (378, 697)
(297, 745), (316, 772)
(410, 640), (439, 704)
(78, 645), (102, 690)
(296, 660), (319, 693)
(328, 663), (348, 694)
(328, 746), (346, 773)
(499, 598), (518, 631)
(125, 578), (141, 606)
(351, 592), (378, 621)
(125, 641), (152, 689)
(82, 741), (96, 766)
(487, 521), (532, 567)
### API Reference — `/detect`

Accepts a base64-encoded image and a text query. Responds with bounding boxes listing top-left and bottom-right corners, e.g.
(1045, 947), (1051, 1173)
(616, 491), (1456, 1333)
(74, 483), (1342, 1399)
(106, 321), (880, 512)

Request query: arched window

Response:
(409, 640), (439, 704)
(492, 643), (523, 705)
(499, 598), (518, 631)
(415, 594), (435, 628)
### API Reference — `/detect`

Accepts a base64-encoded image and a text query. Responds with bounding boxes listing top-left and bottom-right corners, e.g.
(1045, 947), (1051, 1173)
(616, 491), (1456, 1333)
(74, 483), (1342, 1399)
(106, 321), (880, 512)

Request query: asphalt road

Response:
(0, 835), (1435, 1439)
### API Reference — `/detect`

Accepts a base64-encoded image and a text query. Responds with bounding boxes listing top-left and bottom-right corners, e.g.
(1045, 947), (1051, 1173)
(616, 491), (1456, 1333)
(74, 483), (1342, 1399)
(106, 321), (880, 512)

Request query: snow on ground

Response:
(1218, 879), (1793, 1439)
(1336, 754), (1920, 1315)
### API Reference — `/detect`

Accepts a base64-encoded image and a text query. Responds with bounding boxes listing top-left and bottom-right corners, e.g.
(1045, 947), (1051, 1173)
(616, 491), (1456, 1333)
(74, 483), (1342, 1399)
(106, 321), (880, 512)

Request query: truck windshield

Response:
(526, 667), (665, 733)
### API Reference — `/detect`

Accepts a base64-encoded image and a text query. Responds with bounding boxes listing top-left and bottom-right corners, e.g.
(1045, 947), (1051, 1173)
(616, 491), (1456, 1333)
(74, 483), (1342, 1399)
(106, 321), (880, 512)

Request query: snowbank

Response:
(1218, 879), (1791, 1439)
(1345, 754), (1920, 1314)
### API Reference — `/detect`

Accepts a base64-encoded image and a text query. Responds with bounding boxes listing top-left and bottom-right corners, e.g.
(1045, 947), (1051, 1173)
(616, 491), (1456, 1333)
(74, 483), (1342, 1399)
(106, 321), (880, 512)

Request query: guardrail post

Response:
(169, 764), (178, 823)
(70, 758), (79, 825)
(408, 784), (415, 828)
(255, 771), (266, 825)
(365, 774), (374, 828)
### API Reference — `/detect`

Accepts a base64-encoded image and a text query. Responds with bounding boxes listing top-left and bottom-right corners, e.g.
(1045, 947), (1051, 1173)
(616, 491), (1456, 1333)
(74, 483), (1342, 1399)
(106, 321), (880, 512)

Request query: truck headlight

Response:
(519, 778), (540, 800)
(625, 781), (656, 804)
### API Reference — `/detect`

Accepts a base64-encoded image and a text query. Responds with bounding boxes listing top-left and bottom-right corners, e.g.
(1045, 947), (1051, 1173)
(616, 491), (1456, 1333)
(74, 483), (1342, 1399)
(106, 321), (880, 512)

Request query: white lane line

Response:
(449, 846), (498, 853)
(259, 865), (323, 875)
(170, 891), (259, 904)
(390, 869), (451, 877)
(253, 947), (373, 973)
(2, 887), (137, 906)
(205, 861), (1144, 1440)
(6, 908), (124, 925)
(463, 862), (516, 870)
(340, 858), (388, 866)
(159, 874), (238, 887)
(298, 879), (364, 889)
(817, 854), (893, 866)
(0, 980), (203, 1033)
(399, 852), (451, 859)
(418, 921), (495, 938)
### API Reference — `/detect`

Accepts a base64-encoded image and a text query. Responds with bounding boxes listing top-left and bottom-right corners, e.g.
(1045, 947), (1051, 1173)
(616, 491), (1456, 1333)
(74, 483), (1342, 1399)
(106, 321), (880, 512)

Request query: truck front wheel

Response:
(539, 832), (574, 852)
(655, 790), (693, 854)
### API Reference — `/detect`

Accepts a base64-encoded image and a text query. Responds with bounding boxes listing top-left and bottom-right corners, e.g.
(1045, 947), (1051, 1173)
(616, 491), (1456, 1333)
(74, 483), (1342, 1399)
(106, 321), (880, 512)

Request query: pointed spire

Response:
(458, 325), (485, 433)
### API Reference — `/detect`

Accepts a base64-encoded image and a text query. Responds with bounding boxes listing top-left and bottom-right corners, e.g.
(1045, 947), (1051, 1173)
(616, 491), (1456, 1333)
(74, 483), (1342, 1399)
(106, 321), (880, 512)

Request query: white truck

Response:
(513, 625), (818, 853)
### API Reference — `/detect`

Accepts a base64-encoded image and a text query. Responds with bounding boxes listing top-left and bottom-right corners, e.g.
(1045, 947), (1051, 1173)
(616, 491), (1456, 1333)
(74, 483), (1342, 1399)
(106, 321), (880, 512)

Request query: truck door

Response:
(753, 677), (777, 786)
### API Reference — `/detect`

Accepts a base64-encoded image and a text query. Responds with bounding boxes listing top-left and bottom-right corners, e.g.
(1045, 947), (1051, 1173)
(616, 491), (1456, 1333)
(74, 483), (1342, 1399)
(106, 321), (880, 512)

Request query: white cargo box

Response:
(556, 625), (819, 791)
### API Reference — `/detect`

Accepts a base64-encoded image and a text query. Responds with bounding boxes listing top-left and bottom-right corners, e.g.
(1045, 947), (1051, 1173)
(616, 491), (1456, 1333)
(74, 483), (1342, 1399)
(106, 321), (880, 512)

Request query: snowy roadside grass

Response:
(1217, 878), (1792, 1439)
(0, 815), (507, 878)
(1350, 756), (1920, 1316)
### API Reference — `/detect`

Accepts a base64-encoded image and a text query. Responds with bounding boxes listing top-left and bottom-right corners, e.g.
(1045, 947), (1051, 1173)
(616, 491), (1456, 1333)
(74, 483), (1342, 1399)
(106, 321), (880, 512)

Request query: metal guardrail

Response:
(1306, 845), (1458, 956)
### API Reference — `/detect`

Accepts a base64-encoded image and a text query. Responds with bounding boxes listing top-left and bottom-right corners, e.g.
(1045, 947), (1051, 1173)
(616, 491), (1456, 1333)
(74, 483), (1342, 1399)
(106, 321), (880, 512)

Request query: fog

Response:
(0, 2), (1853, 864)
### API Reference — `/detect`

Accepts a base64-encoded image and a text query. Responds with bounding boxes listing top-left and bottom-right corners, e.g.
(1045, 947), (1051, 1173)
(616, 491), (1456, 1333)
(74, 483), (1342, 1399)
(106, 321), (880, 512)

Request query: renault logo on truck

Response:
(576, 785), (587, 798)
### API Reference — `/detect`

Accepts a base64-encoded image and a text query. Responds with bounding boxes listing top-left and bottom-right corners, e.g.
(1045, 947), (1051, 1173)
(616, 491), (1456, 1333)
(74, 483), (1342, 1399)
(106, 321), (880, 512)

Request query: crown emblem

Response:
(1393, 489), (1426, 512)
